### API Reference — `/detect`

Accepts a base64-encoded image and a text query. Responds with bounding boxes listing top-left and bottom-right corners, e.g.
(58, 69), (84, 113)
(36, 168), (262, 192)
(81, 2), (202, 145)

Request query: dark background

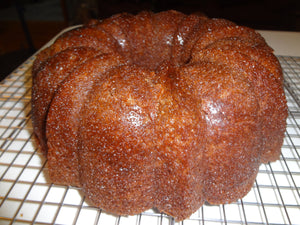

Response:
(1, 0), (299, 80)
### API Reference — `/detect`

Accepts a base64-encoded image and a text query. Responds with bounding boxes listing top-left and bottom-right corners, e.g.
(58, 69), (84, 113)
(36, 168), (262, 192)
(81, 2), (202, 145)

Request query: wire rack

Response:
(0, 54), (300, 225)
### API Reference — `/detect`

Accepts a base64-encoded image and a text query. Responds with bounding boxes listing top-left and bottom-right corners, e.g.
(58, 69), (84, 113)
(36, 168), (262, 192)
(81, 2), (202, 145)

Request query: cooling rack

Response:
(0, 55), (300, 225)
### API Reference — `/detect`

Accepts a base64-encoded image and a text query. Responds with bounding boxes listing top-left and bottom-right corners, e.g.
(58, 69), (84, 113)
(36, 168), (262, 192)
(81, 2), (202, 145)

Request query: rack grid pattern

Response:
(0, 55), (300, 225)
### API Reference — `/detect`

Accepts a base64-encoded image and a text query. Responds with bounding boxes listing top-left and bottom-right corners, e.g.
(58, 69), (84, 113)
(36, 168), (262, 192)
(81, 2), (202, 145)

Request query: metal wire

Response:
(0, 55), (300, 225)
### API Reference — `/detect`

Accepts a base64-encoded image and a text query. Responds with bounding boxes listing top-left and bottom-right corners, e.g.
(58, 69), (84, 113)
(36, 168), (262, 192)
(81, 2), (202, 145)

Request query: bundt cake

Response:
(31, 10), (288, 221)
